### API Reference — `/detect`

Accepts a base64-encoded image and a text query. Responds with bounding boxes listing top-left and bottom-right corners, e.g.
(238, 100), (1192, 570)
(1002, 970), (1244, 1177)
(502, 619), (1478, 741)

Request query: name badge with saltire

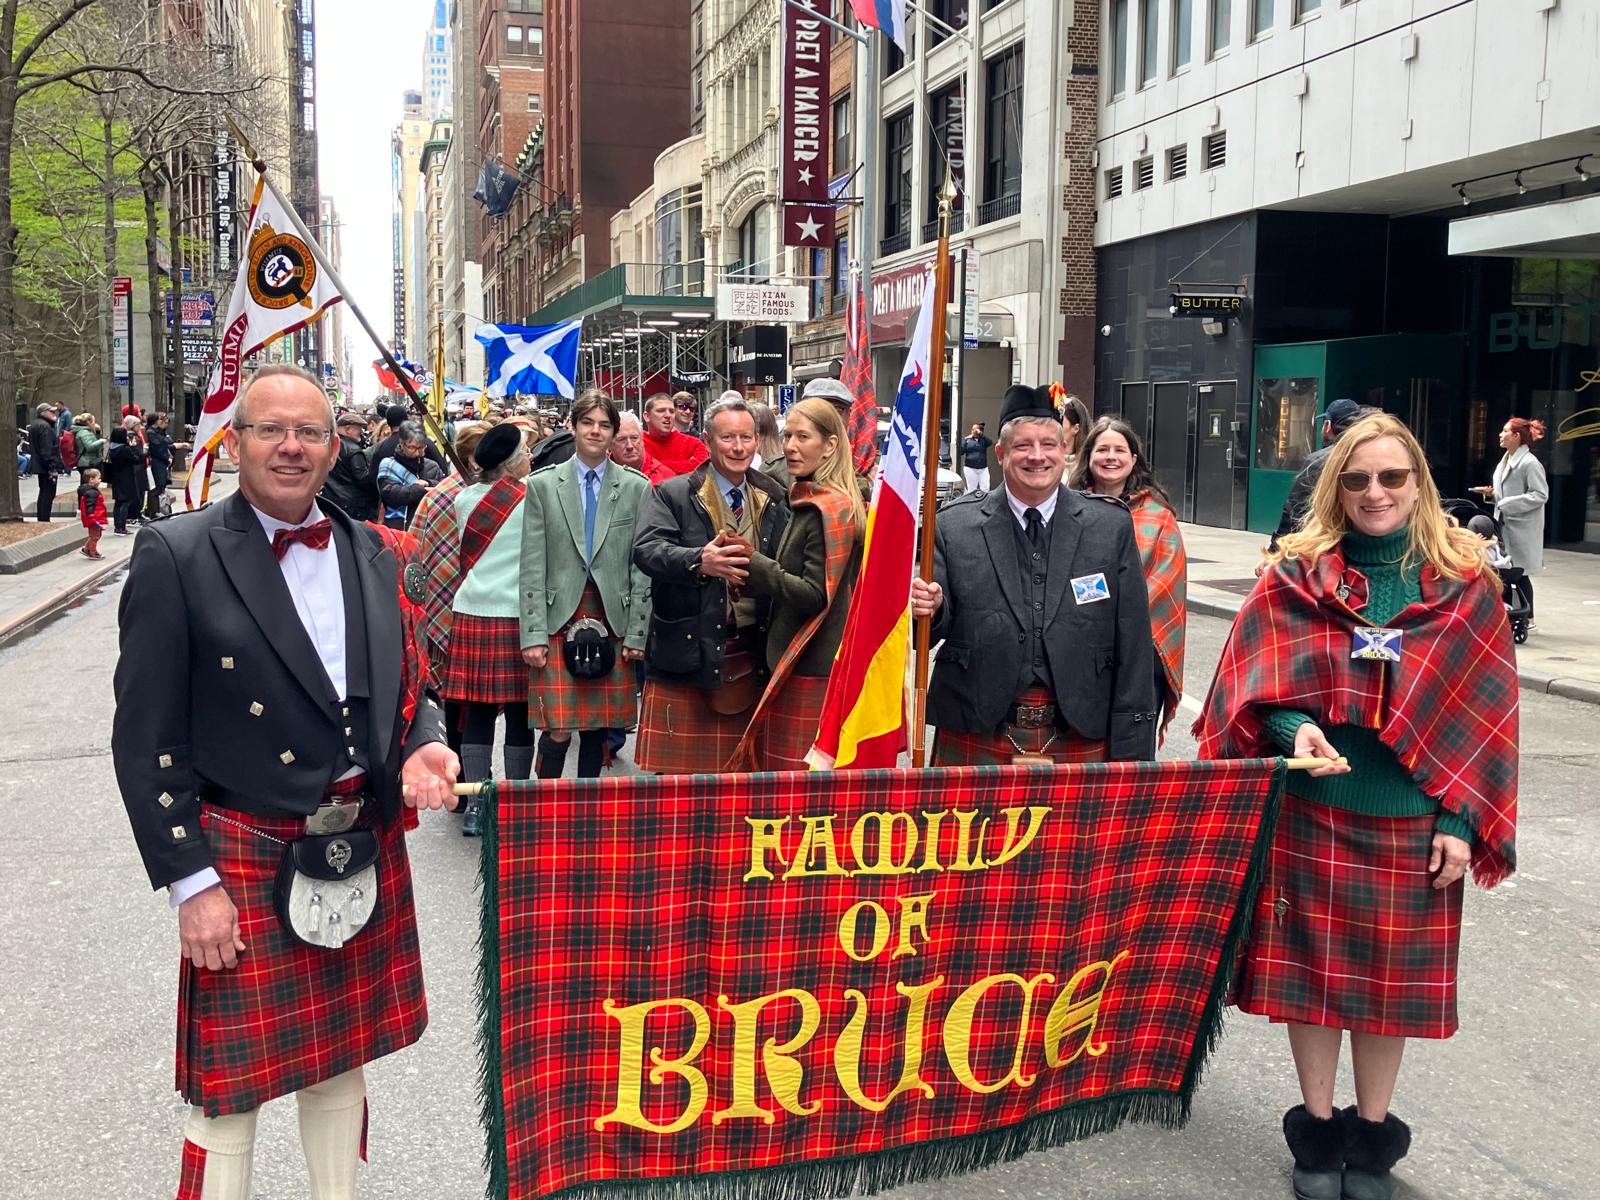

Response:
(1071, 572), (1111, 605)
(1351, 626), (1403, 662)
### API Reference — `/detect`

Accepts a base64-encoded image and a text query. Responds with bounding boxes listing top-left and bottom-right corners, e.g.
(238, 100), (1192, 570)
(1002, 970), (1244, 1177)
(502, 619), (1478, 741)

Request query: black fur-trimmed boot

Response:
(1283, 1105), (1345, 1200)
(1341, 1108), (1411, 1200)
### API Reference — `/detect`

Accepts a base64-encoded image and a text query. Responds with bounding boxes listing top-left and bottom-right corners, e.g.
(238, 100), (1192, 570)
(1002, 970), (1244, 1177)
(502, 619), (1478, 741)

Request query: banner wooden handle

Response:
(1283, 756), (1350, 771)
(401, 782), (485, 798)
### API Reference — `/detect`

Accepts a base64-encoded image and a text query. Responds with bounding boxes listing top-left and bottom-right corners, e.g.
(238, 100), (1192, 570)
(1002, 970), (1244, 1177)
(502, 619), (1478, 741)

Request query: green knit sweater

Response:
(1263, 527), (1475, 843)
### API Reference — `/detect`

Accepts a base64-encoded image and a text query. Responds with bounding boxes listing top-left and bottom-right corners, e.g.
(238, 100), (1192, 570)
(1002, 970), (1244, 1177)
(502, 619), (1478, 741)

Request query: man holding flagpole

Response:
(910, 384), (1159, 765)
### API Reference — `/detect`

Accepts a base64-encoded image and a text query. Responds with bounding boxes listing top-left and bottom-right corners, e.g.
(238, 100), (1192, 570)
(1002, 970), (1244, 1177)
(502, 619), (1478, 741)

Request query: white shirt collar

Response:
(575, 456), (609, 484)
(1003, 485), (1058, 529)
(249, 499), (329, 539)
(711, 467), (747, 502)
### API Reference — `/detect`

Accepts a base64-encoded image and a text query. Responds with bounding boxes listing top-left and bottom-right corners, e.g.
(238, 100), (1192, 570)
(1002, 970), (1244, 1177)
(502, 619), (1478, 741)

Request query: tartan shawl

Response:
(725, 483), (858, 771)
(1128, 490), (1186, 738)
(412, 472), (468, 686)
(461, 475), (528, 576)
(1193, 547), (1518, 888)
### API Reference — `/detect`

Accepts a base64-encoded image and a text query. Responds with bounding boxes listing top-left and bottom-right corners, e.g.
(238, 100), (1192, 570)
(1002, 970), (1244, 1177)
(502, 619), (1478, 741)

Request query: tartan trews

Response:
(1233, 790), (1463, 1039)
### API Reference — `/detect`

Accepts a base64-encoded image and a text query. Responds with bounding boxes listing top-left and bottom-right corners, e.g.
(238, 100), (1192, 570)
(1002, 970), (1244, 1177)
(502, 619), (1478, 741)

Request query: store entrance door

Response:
(1194, 381), (1239, 527)
(1149, 381), (1191, 518)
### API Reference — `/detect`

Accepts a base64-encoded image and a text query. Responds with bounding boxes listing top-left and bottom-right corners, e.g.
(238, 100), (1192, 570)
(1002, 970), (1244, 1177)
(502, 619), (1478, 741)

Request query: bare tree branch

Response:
(10, 0), (100, 77)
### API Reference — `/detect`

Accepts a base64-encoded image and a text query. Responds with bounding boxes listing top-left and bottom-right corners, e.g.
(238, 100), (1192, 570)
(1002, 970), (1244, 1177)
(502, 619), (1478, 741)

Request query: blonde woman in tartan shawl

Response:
(1194, 412), (1518, 1200)
(728, 398), (865, 770)
(1070, 416), (1187, 740)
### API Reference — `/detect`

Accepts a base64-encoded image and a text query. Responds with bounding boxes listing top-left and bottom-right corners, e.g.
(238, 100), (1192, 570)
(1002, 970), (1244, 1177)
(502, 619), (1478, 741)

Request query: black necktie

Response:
(1024, 507), (1044, 551)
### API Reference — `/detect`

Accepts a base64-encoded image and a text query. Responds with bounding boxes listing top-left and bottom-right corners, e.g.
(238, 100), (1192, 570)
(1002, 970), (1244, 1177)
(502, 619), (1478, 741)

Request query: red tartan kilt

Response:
(635, 679), (748, 774)
(440, 612), (527, 705)
(177, 803), (427, 1117)
(1233, 790), (1463, 1039)
(931, 688), (1109, 766)
(530, 584), (637, 732)
(750, 674), (830, 771)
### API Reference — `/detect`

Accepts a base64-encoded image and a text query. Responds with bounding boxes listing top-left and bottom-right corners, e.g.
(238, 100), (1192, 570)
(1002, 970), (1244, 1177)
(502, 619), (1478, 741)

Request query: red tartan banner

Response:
(478, 760), (1286, 1200)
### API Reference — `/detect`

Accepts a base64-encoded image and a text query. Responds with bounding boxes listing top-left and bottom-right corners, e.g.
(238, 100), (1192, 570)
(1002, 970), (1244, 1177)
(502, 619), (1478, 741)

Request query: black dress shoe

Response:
(461, 796), (482, 837)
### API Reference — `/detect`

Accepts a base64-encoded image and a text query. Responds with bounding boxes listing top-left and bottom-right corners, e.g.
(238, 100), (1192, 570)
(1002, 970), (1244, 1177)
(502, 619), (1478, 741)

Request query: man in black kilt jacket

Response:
(112, 363), (460, 1200)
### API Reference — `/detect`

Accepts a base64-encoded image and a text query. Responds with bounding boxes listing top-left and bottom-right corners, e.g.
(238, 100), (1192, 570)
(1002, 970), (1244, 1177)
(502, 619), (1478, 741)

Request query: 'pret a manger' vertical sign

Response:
(781, 1), (835, 249)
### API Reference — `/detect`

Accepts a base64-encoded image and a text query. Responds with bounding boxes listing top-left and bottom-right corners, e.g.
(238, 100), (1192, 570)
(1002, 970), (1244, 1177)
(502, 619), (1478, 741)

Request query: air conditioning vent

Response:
(1105, 166), (1124, 199)
(1134, 156), (1154, 191)
(1203, 130), (1227, 170)
(1167, 143), (1188, 180)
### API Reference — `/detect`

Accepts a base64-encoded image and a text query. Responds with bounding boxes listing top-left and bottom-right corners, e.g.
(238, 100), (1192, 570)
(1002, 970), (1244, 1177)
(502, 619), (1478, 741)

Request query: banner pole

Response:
(224, 115), (468, 478)
(910, 172), (956, 768)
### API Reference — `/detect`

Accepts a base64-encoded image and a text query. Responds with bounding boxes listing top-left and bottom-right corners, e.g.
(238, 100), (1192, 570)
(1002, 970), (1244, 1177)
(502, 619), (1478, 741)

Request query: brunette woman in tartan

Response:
(1195, 413), (1518, 1200)
(111, 366), (459, 1200)
(443, 422), (534, 834)
(727, 397), (865, 770)
(519, 389), (653, 778)
(1070, 415), (1187, 740)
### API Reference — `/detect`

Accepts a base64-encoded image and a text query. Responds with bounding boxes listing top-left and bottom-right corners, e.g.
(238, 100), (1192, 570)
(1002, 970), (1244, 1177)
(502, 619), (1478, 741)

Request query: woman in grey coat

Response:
(1473, 417), (1548, 623)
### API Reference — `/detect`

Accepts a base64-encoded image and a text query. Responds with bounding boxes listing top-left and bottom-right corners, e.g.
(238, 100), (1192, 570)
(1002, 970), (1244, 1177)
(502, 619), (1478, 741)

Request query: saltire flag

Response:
(474, 157), (520, 219)
(373, 357), (428, 395)
(185, 174), (342, 508)
(849, 0), (908, 50)
(475, 319), (583, 401)
(841, 266), (879, 476)
(444, 379), (483, 409)
(806, 266), (935, 769)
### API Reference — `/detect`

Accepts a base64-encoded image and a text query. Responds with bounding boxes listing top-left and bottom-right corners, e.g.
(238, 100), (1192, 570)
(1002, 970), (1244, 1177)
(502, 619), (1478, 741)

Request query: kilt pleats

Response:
(635, 679), (748, 775)
(1233, 790), (1463, 1039)
(440, 612), (527, 705)
(177, 805), (427, 1116)
(748, 674), (830, 771)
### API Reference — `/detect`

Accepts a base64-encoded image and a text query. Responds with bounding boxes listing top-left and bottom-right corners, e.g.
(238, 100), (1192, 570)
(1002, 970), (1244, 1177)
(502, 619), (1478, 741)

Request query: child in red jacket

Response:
(78, 467), (108, 559)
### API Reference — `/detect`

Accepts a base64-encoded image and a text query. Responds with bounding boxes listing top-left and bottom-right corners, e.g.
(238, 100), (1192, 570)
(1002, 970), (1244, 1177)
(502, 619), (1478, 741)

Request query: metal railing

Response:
(977, 191), (1022, 225)
(880, 230), (911, 256)
(922, 210), (966, 243)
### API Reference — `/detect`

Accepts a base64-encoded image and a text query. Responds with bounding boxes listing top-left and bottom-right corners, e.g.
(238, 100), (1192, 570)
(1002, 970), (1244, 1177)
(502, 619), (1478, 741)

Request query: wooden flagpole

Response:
(909, 172), (958, 768)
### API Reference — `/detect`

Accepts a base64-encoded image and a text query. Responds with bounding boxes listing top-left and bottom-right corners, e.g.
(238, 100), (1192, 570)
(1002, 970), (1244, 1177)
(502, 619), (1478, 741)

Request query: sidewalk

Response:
(1181, 522), (1600, 705)
(0, 473), (237, 644)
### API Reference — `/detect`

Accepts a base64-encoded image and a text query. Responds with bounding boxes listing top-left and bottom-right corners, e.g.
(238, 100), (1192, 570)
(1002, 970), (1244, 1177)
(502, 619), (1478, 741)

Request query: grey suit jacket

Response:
(520, 457), (653, 650)
(927, 485), (1158, 760)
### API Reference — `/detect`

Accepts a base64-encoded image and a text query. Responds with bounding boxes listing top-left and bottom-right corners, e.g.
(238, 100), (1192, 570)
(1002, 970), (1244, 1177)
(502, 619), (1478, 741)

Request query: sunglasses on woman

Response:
(1337, 467), (1414, 493)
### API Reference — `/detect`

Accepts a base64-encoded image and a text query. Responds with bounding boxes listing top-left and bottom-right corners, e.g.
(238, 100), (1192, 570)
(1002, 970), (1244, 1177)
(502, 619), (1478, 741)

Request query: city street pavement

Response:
(1, 576), (1596, 1200)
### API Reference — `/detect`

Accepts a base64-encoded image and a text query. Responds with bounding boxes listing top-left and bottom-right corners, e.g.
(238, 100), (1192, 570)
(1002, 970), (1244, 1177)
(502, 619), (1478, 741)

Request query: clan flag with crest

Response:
(185, 173), (343, 508)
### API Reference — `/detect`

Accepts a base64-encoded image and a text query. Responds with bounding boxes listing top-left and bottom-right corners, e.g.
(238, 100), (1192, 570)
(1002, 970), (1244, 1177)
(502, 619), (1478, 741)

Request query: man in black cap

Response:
(910, 383), (1157, 765)
(1264, 398), (1373, 561)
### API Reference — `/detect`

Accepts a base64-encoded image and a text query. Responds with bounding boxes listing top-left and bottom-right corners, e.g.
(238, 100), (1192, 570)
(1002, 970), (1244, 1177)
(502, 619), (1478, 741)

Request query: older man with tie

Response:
(111, 363), (459, 1200)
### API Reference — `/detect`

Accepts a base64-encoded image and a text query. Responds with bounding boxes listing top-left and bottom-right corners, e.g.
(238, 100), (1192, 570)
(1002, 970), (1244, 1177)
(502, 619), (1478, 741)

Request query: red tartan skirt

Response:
(930, 688), (1109, 767)
(1233, 790), (1463, 1039)
(635, 679), (749, 775)
(440, 612), (527, 706)
(749, 674), (829, 771)
(530, 583), (637, 732)
(177, 795), (428, 1117)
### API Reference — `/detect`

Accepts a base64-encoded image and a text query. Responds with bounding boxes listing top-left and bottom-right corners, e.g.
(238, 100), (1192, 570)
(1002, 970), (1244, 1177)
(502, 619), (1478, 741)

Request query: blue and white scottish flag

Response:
(474, 319), (583, 401)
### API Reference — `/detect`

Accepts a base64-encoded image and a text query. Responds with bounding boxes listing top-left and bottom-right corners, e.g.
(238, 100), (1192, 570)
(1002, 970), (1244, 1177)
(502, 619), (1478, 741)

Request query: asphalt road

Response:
(1, 572), (1595, 1200)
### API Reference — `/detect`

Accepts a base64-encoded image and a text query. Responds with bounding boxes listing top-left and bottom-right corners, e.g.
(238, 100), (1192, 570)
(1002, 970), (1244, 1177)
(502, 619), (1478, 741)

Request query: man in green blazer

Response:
(519, 390), (654, 778)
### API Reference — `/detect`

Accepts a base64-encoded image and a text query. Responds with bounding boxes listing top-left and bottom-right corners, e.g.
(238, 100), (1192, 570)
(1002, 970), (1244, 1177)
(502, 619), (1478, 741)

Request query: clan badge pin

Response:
(403, 561), (428, 605)
(247, 220), (317, 310)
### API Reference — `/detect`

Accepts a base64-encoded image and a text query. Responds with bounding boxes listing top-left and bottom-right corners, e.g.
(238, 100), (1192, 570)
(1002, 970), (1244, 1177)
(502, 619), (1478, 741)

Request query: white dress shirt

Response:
(170, 501), (349, 908)
(1003, 485), (1059, 531)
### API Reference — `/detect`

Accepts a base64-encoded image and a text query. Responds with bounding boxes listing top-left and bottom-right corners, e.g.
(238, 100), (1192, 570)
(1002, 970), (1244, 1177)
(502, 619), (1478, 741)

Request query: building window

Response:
(928, 0), (969, 46)
(1294, 0), (1320, 19)
(1172, 0), (1192, 70)
(883, 27), (914, 75)
(832, 94), (852, 180)
(1203, 129), (1227, 169)
(528, 27), (542, 55)
(1251, 0), (1273, 40)
(1138, 0), (1158, 87)
(736, 203), (771, 281)
(506, 25), (522, 52)
(927, 85), (966, 233)
(1133, 155), (1154, 190)
(833, 233), (850, 307)
(882, 109), (913, 253)
(1208, 0), (1231, 57)
(981, 45), (1023, 222)
(1166, 142), (1188, 180)
(507, 0), (524, 9)
(809, 247), (827, 318)
(1111, 0), (1129, 94)
(1104, 166), (1124, 199)
(526, 93), (541, 112)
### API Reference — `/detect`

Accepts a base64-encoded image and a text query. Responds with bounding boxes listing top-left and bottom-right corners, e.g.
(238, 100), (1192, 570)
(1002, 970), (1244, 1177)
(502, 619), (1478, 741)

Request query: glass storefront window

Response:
(1255, 377), (1319, 472)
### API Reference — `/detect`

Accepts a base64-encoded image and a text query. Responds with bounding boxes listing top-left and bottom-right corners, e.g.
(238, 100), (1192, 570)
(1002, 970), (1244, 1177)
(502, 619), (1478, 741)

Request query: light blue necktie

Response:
(583, 468), (599, 562)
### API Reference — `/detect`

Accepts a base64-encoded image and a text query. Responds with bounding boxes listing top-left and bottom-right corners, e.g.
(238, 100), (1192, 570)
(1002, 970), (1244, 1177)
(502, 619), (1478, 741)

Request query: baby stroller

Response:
(1442, 498), (1532, 644)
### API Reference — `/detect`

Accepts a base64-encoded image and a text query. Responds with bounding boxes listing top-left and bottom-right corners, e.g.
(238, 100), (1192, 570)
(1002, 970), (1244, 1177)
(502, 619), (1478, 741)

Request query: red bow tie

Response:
(272, 519), (333, 561)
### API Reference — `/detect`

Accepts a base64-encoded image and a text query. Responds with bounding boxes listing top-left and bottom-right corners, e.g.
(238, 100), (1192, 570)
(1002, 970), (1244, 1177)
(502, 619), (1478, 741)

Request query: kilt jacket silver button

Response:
(171, 825), (186, 840)
(249, 702), (264, 717)
(280, 750), (296, 765)
(157, 792), (175, 808)
(220, 657), (234, 670)
(157, 754), (173, 769)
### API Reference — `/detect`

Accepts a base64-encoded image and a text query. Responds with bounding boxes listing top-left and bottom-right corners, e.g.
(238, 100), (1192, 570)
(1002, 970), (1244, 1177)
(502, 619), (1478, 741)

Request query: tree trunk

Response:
(98, 104), (117, 431)
(166, 162), (183, 419)
(142, 166), (165, 419)
(0, 16), (24, 521)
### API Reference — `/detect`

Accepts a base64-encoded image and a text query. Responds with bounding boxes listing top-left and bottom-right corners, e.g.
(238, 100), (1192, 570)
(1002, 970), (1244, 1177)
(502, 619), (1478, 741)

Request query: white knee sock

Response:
(297, 1067), (367, 1200)
(179, 1106), (259, 1200)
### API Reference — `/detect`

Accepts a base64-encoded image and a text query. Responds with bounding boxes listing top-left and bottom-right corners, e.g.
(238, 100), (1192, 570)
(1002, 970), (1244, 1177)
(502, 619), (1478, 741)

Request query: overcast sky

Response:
(317, 0), (435, 402)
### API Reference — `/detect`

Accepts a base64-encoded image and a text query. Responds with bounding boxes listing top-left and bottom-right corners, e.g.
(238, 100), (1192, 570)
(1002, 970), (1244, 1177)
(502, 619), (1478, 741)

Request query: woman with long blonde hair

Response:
(1195, 412), (1518, 1200)
(727, 396), (865, 770)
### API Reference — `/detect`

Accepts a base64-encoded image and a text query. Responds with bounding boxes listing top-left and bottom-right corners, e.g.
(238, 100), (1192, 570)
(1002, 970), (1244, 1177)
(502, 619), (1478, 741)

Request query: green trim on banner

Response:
(475, 780), (510, 1200)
